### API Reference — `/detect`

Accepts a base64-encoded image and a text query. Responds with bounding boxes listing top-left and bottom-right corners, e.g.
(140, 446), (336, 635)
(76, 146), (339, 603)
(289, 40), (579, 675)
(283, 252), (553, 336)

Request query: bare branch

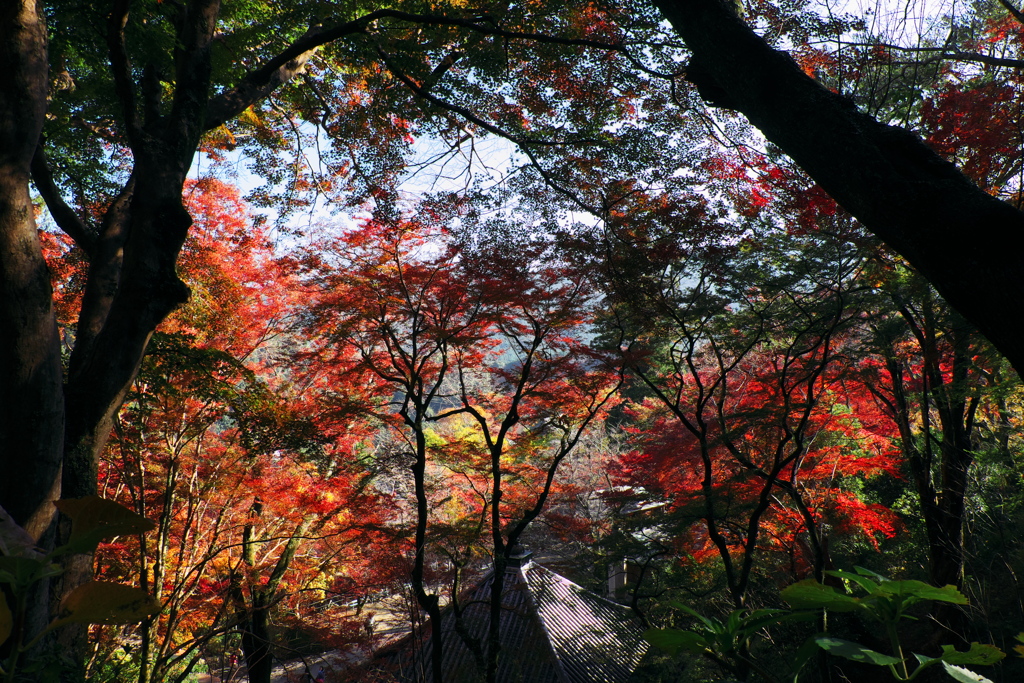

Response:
(842, 41), (1024, 69)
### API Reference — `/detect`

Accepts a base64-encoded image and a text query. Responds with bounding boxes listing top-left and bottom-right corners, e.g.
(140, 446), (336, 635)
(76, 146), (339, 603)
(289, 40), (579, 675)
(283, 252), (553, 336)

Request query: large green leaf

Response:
(669, 601), (717, 630)
(0, 555), (60, 589)
(877, 580), (967, 605)
(790, 634), (826, 679)
(781, 580), (862, 612)
(49, 581), (160, 630)
(644, 628), (711, 656)
(737, 608), (816, 636)
(53, 496), (155, 555)
(814, 636), (902, 666)
(940, 643), (1005, 666)
(941, 663), (994, 683)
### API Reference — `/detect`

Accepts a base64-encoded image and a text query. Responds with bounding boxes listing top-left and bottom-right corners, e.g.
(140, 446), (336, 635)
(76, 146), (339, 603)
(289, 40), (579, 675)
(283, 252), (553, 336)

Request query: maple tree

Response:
(3, 0), (1024, 679)
(599, 216), (903, 612)
(293, 215), (621, 683)
(846, 256), (1024, 645)
(74, 180), (393, 683)
(649, 0), (1024, 377)
(4, 2), (663, 667)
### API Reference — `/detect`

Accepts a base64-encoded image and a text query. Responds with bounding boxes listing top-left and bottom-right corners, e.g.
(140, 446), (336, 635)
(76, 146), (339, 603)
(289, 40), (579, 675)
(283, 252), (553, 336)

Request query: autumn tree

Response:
(6, 0), (1024, 675)
(74, 180), (392, 683)
(294, 216), (620, 683)
(2, 2), (659, 668)
(644, 0), (1024, 377)
(599, 213), (903, 614)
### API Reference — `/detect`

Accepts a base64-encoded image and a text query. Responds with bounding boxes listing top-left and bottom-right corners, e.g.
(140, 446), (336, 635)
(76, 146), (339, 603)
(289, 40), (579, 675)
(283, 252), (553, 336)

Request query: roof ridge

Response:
(526, 562), (637, 612)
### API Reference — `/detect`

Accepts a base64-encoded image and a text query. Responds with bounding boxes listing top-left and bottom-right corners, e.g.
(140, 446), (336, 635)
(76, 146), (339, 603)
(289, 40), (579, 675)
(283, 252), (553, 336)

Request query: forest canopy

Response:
(2, 0), (1024, 680)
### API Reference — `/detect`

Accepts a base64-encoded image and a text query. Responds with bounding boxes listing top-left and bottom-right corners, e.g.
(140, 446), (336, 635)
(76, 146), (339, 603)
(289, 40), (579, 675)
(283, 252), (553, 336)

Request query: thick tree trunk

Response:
(0, 4), (65, 673)
(654, 0), (1024, 377)
(0, 0), (63, 544)
(51, 0), (218, 668)
(241, 605), (274, 683)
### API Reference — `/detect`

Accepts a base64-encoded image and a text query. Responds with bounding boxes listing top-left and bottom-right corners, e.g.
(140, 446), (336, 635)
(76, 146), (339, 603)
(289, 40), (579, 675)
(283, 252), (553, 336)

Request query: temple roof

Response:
(372, 555), (649, 683)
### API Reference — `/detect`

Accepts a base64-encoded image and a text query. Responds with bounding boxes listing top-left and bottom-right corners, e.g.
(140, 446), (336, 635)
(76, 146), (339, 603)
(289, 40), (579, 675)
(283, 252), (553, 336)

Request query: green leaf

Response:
(669, 601), (717, 630)
(941, 662), (994, 683)
(0, 556), (60, 589)
(782, 580), (862, 612)
(53, 497), (155, 555)
(739, 608), (815, 633)
(790, 634), (826, 679)
(48, 581), (160, 630)
(877, 580), (968, 605)
(644, 627), (711, 655)
(814, 636), (902, 666)
(853, 566), (887, 582)
(940, 643), (1005, 666)
(824, 569), (880, 595)
(0, 590), (11, 647)
(726, 609), (743, 635)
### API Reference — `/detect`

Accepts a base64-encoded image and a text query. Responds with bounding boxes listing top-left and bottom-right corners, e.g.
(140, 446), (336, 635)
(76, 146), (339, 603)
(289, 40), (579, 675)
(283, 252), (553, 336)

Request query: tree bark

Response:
(0, 0), (63, 544)
(654, 0), (1024, 377)
(0, 4), (64, 673)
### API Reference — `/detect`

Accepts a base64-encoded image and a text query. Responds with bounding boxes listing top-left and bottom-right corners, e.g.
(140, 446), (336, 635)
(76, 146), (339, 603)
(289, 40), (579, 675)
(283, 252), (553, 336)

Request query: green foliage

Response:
(781, 567), (1003, 681)
(644, 602), (816, 682)
(0, 497), (159, 682)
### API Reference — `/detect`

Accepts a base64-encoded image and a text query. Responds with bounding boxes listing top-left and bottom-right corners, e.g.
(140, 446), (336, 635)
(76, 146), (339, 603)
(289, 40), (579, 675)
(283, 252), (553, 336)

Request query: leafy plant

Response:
(644, 602), (817, 682)
(781, 567), (1004, 681)
(0, 497), (159, 682)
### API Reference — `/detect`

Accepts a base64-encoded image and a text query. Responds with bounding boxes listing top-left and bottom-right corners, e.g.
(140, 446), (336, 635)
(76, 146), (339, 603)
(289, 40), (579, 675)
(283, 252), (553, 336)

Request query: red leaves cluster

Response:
(293, 215), (621, 563)
(921, 81), (1022, 193)
(90, 179), (399, 675)
(616, 360), (902, 571)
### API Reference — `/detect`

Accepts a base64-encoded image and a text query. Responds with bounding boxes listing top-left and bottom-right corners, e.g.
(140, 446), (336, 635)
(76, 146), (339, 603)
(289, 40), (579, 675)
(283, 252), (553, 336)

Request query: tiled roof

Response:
(372, 558), (648, 683)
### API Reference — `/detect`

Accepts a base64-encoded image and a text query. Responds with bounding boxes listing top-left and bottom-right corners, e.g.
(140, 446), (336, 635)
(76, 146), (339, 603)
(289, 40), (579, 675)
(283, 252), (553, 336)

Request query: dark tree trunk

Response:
(241, 604), (274, 683)
(0, 0), (63, 544)
(0, 4), (64, 668)
(654, 0), (1024, 378)
(409, 429), (445, 683)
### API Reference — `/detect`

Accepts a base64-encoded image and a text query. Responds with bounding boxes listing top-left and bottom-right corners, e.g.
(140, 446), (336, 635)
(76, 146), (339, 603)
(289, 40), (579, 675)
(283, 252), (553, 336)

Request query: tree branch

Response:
(996, 0), (1024, 26)
(842, 42), (1024, 69)
(30, 141), (97, 257)
(654, 0), (1024, 377)
(106, 0), (143, 149)
(374, 45), (601, 213)
(206, 8), (624, 131)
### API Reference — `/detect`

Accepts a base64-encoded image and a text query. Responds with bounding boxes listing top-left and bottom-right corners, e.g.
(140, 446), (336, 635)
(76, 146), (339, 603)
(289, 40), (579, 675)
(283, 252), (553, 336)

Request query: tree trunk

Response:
(0, 0), (63, 545)
(409, 428), (445, 683)
(0, 3), (64, 669)
(654, 0), (1024, 378)
(241, 604), (274, 683)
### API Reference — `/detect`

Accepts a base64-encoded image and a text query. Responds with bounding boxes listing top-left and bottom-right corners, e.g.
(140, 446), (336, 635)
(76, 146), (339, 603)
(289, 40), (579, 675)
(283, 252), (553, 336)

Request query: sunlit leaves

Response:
(89, 180), (392, 679)
(294, 212), (620, 577)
